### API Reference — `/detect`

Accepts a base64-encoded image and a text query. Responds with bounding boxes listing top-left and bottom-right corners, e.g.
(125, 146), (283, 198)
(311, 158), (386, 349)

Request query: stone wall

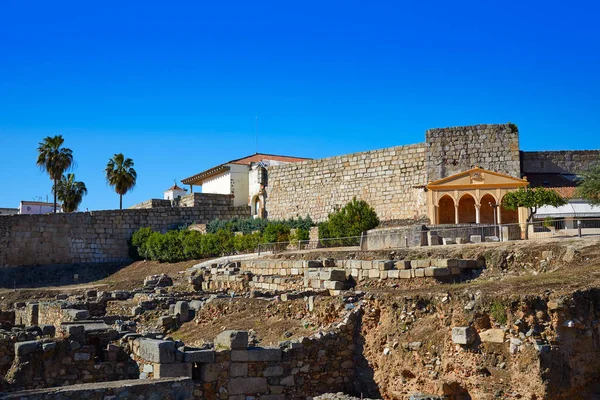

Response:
(0, 200), (249, 269)
(266, 143), (428, 222)
(426, 124), (521, 181)
(521, 150), (600, 174)
(0, 377), (194, 400)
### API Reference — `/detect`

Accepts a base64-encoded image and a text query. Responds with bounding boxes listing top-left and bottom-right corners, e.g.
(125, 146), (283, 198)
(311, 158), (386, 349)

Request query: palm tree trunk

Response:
(120, 194), (123, 210)
(53, 178), (57, 213)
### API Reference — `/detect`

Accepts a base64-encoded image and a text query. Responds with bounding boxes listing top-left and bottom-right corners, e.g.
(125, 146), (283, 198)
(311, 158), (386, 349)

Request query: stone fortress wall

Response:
(521, 150), (600, 174)
(425, 123), (521, 181)
(0, 194), (249, 269)
(1, 123), (598, 269)
(266, 143), (429, 222)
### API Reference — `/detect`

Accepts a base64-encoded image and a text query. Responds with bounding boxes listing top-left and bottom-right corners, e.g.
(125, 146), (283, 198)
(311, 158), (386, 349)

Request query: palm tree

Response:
(55, 173), (88, 213)
(36, 135), (74, 213)
(105, 153), (137, 210)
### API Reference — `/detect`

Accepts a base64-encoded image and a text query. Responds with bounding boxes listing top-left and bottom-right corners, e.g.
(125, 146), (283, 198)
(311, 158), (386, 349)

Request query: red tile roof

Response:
(182, 153), (310, 185)
(165, 184), (186, 192)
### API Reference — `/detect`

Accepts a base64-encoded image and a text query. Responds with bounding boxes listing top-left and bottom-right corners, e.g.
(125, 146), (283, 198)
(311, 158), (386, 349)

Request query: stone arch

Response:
(437, 195), (456, 224)
(500, 194), (518, 224)
(480, 194), (497, 224)
(458, 193), (476, 223)
(251, 195), (263, 218)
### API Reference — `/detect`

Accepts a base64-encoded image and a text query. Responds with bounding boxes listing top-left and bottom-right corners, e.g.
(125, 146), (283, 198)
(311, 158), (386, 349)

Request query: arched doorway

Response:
(438, 195), (455, 224)
(500, 195), (518, 224)
(251, 195), (262, 218)
(458, 194), (476, 223)
(480, 194), (497, 224)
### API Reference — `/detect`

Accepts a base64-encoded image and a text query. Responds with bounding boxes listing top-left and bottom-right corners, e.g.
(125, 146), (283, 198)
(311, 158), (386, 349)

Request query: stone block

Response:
(424, 267), (451, 277)
(63, 309), (90, 321)
(413, 268), (425, 278)
(399, 270), (413, 279)
(442, 238), (456, 245)
(361, 260), (372, 270)
(231, 348), (282, 362)
(154, 362), (193, 378)
(74, 352), (91, 361)
(319, 269), (346, 281)
(452, 327), (475, 345)
(374, 260), (395, 271)
(469, 235), (482, 243)
(15, 340), (41, 356)
(230, 362), (248, 377)
(324, 280), (344, 290)
(228, 377), (268, 395)
(396, 260), (412, 270)
(137, 339), (176, 363)
(214, 330), (248, 350)
(479, 329), (505, 344)
(485, 236), (500, 242)
(183, 349), (215, 363)
(434, 259), (458, 268)
(174, 301), (191, 323)
(368, 270), (380, 279)
(188, 300), (203, 311)
(387, 270), (399, 278)
(200, 363), (222, 382)
(263, 365), (284, 377)
(307, 260), (323, 268)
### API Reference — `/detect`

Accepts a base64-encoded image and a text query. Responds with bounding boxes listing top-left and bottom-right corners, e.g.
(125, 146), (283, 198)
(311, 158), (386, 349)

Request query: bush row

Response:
(205, 215), (314, 234)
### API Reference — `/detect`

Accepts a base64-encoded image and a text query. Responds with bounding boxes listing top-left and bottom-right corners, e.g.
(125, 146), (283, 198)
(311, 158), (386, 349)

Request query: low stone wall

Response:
(0, 197), (250, 269)
(129, 199), (172, 209)
(125, 308), (360, 399)
(361, 225), (427, 250)
(0, 377), (194, 400)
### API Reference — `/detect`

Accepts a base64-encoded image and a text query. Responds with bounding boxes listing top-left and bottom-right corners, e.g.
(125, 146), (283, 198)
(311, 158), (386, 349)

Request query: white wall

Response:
(19, 202), (61, 214)
(202, 171), (232, 195)
(164, 189), (187, 200)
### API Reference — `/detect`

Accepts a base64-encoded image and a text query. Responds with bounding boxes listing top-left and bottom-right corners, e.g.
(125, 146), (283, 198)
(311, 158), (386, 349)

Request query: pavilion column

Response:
(454, 204), (460, 224)
(189, 185), (193, 194)
(497, 206), (502, 224)
(475, 204), (481, 224)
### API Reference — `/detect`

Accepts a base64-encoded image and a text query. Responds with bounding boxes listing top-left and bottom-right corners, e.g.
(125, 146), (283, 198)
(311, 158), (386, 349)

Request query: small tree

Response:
(319, 197), (379, 245)
(105, 153), (137, 210)
(576, 164), (600, 206)
(502, 187), (566, 239)
(54, 173), (87, 213)
(36, 135), (74, 213)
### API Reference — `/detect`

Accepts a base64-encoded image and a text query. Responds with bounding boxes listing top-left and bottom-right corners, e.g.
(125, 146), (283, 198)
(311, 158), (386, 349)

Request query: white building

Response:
(182, 153), (310, 217)
(164, 183), (188, 201)
(19, 201), (62, 214)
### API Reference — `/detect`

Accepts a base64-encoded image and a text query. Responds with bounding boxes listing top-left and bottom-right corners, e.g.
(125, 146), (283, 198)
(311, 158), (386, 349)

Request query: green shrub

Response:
(262, 222), (291, 243)
(182, 230), (204, 260)
(234, 231), (262, 252)
(130, 227), (153, 259)
(490, 301), (507, 325)
(318, 197), (379, 244)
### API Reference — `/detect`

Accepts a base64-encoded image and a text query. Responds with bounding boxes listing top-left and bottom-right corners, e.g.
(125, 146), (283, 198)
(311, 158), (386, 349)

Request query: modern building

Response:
(181, 153), (311, 217)
(19, 201), (62, 214)
(0, 207), (18, 216)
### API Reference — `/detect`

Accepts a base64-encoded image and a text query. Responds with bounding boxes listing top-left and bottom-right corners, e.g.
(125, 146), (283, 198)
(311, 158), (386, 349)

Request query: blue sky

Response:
(1, 0), (599, 211)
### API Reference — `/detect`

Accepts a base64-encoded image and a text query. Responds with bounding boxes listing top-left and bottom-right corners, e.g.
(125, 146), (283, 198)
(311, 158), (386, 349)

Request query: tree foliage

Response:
(319, 197), (379, 245)
(576, 164), (600, 206)
(502, 186), (566, 224)
(54, 173), (87, 213)
(105, 153), (137, 210)
(36, 135), (74, 213)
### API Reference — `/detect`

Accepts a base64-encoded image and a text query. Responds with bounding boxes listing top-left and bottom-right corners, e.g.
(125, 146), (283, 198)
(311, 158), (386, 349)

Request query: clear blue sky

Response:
(1, 0), (599, 211)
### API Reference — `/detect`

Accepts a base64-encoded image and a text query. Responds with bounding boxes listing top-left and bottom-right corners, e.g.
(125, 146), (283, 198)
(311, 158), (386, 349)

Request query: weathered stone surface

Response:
(230, 362), (249, 377)
(263, 365), (284, 377)
(215, 330), (249, 350)
(15, 340), (40, 356)
(174, 301), (190, 323)
(200, 363), (222, 382)
(479, 329), (505, 344)
(452, 327), (475, 345)
(228, 377), (268, 395)
(183, 349), (215, 363)
(137, 339), (176, 363)
(153, 362), (192, 378)
(231, 348), (282, 362)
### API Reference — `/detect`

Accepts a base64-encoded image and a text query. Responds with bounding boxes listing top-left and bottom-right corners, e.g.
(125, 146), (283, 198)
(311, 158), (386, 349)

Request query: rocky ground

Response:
(2, 236), (600, 399)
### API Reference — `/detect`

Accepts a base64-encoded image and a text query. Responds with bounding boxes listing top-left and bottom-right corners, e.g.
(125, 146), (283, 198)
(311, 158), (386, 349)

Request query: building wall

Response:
(201, 171), (232, 195)
(163, 189), (187, 200)
(266, 143), (428, 222)
(0, 195), (250, 268)
(521, 150), (600, 174)
(426, 124), (521, 182)
(19, 202), (61, 215)
(229, 164), (250, 207)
